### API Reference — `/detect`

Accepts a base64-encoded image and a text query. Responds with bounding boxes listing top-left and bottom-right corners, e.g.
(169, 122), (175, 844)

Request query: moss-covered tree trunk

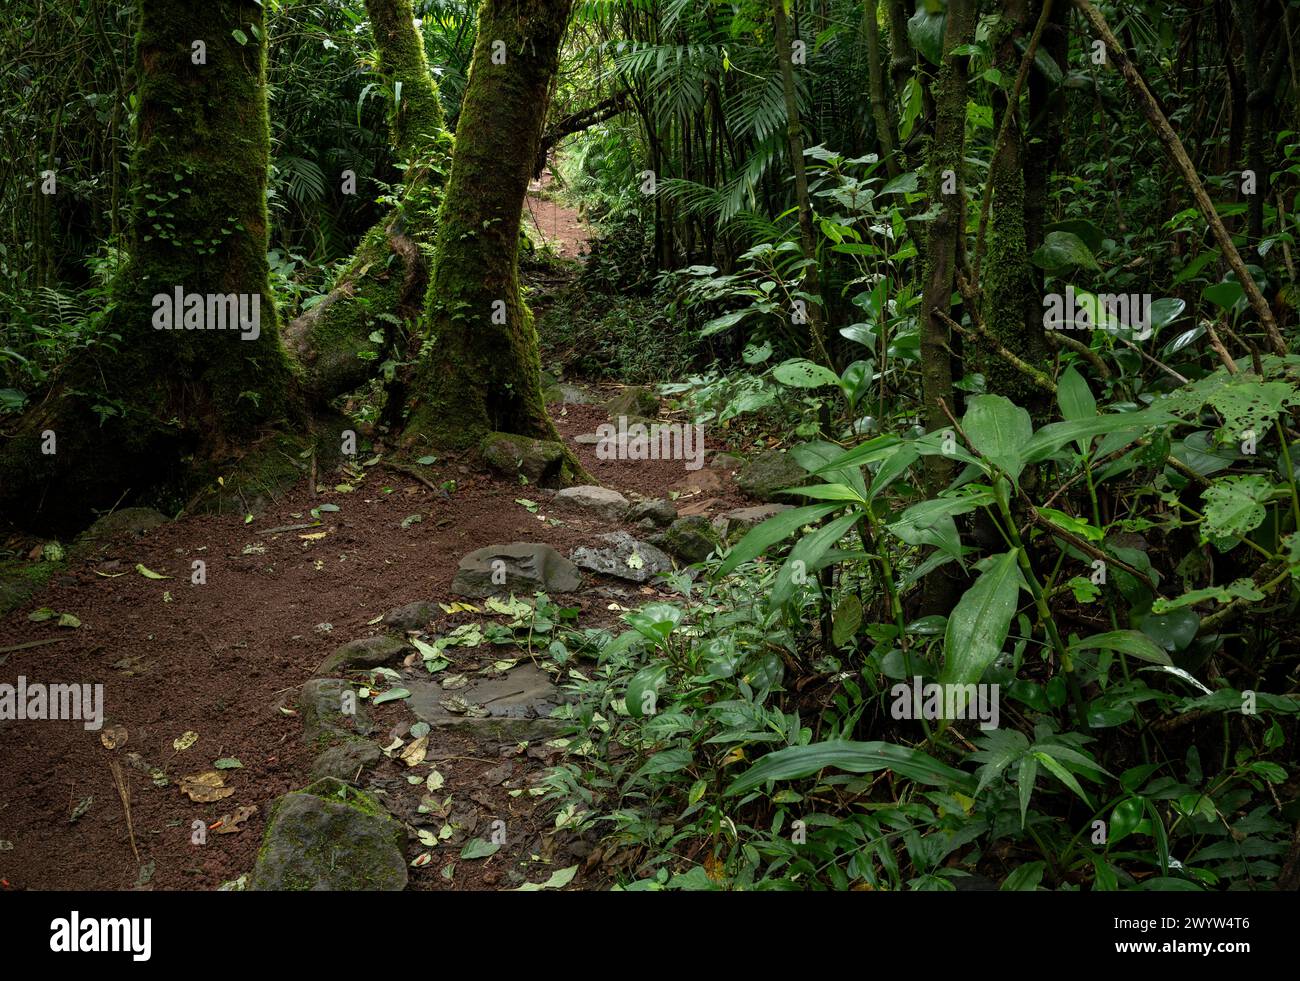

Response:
(401, 0), (575, 455)
(284, 0), (450, 404)
(977, 0), (1048, 414)
(1, 0), (302, 533)
(917, 0), (975, 614)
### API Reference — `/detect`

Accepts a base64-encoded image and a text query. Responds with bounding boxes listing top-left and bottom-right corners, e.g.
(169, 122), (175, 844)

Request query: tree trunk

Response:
(977, 0), (1048, 414)
(400, 0), (578, 459)
(1, 0), (304, 533)
(772, 0), (830, 368)
(917, 0), (976, 613)
(284, 0), (450, 404)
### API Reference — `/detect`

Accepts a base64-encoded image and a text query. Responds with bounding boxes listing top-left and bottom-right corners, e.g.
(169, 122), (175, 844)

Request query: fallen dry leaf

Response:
(172, 730), (199, 752)
(100, 725), (128, 750)
(400, 734), (429, 768)
(179, 771), (234, 803)
(211, 804), (258, 834)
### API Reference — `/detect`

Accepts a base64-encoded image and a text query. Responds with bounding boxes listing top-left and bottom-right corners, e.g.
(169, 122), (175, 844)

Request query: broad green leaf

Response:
(940, 551), (1025, 714)
(1034, 751), (1092, 807)
(715, 504), (840, 577)
(1150, 578), (1264, 613)
(962, 395), (1033, 480)
(1200, 474), (1276, 541)
(1022, 407), (1171, 464)
(1070, 630), (1171, 666)
(1056, 366), (1096, 454)
(770, 511), (861, 606)
(1031, 230), (1101, 273)
(776, 482), (864, 503)
(726, 740), (975, 797)
(626, 663), (668, 718)
(1001, 861), (1046, 891)
(772, 358), (840, 389)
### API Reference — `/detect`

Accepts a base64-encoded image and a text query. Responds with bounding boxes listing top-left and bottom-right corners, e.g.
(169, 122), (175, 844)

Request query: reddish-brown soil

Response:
(0, 399), (747, 891)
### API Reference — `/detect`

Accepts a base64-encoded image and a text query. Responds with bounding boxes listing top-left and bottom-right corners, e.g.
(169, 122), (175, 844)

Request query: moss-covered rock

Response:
(67, 507), (169, 562)
(300, 678), (374, 744)
(318, 634), (410, 675)
(736, 449), (808, 502)
(480, 432), (567, 485)
(249, 778), (407, 891)
(604, 386), (659, 420)
(309, 738), (383, 784)
(659, 515), (721, 563)
(0, 560), (59, 617)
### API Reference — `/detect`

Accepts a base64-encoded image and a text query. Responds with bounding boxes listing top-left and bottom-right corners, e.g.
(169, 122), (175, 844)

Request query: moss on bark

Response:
(402, 0), (576, 460)
(284, 0), (451, 405)
(977, 3), (1049, 414)
(0, 0), (303, 533)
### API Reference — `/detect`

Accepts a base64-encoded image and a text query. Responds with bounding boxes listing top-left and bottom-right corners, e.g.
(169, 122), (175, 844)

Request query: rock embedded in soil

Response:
(249, 778), (407, 891)
(713, 504), (794, 543)
(659, 515), (722, 564)
(67, 506), (169, 561)
(318, 634), (410, 675)
(553, 485), (630, 521)
(309, 738), (382, 783)
(710, 451), (747, 472)
(629, 498), (677, 528)
(736, 448), (808, 503)
(300, 678), (374, 742)
(0, 559), (59, 617)
(480, 431), (566, 485)
(571, 531), (671, 583)
(404, 663), (567, 742)
(450, 542), (581, 598)
(381, 600), (440, 632)
(604, 386), (659, 420)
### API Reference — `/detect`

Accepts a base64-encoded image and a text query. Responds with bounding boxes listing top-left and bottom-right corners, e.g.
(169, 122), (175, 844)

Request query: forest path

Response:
(524, 167), (590, 260)
(0, 394), (750, 891)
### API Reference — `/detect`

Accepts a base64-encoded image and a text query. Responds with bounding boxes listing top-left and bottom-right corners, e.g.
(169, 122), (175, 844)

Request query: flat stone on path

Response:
(451, 542), (581, 598)
(571, 531), (671, 583)
(405, 663), (567, 742)
(554, 485), (630, 521)
(249, 778), (407, 891)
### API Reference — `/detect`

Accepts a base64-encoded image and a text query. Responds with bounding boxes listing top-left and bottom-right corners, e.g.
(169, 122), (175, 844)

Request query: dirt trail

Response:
(525, 168), (589, 259)
(0, 400), (746, 891)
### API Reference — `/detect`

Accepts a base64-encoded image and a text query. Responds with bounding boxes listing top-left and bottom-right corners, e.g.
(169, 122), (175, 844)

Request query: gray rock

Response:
(571, 532), (671, 583)
(736, 448), (807, 502)
(558, 383), (597, 405)
(605, 386), (659, 420)
(660, 515), (721, 563)
(300, 678), (374, 742)
(710, 452), (746, 471)
(405, 663), (567, 742)
(310, 739), (382, 783)
(451, 542), (581, 598)
(381, 600), (439, 632)
(629, 499), (677, 528)
(554, 485), (630, 521)
(713, 504), (794, 543)
(319, 634), (410, 675)
(249, 778), (407, 891)
(480, 432), (566, 485)
(69, 507), (169, 561)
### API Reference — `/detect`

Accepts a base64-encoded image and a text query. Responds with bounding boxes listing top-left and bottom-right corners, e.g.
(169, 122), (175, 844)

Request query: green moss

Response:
(0, 560), (60, 617)
(403, 0), (578, 464)
(0, 0), (306, 534)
